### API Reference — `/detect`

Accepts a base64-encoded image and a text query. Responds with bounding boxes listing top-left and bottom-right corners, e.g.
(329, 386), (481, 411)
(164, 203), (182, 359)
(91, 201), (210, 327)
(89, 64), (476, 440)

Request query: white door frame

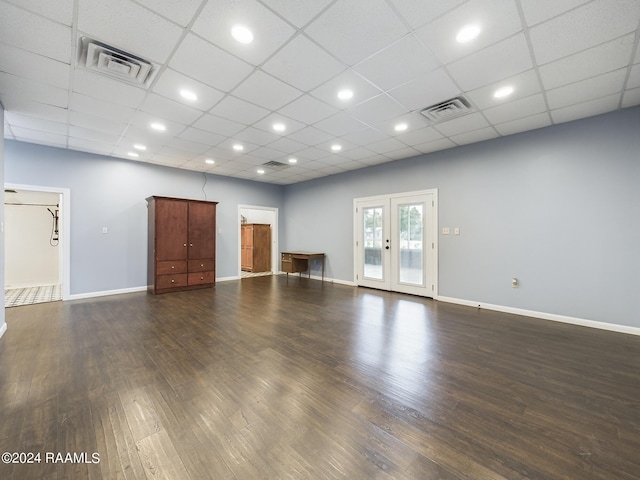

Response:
(5, 183), (71, 301)
(237, 204), (279, 277)
(353, 189), (438, 298)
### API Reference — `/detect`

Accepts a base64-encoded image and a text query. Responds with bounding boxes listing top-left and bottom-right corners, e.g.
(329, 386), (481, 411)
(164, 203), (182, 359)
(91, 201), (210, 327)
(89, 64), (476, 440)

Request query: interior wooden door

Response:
(188, 201), (216, 260)
(155, 198), (188, 261)
(241, 225), (253, 270)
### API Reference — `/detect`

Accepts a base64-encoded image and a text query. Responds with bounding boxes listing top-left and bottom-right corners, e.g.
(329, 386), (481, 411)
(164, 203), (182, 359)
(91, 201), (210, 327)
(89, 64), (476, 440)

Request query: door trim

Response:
(353, 189), (438, 298)
(238, 204), (278, 277)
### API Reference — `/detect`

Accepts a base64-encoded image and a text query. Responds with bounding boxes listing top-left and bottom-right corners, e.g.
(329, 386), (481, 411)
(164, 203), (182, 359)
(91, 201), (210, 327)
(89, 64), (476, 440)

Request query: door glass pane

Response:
(363, 207), (383, 280)
(398, 203), (423, 285)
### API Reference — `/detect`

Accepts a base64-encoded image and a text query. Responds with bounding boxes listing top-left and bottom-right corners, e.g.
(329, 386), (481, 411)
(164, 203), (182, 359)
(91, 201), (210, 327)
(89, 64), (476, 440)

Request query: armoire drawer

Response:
(156, 274), (188, 289)
(156, 260), (187, 275)
(188, 271), (215, 285)
(188, 259), (215, 272)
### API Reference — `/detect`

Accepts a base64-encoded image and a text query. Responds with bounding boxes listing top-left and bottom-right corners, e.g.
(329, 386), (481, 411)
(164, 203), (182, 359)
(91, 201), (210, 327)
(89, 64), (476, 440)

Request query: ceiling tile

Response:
(5, 112), (67, 136)
(285, 126), (334, 146)
(366, 137), (408, 154)
(69, 111), (127, 136)
(387, 68), (461, 111)
(384, 147), (421, 161)
(295, 146), (331, 161)
(266, 137), (309, 155)
(129, 111), (187, 137)
(310, 70), (384, 109)
(262, 35), (346, 92)
(72, 70), (147, 108)
(0, 44), (70, 90)
(388, 0), (468, 30)
(217, 137), (260, 155)
(347, 94), (406, 125)
(232, 126), (280, 146)
(68, 137), (114, 154)
(373, 112), (432, 137)
(0, 96), (68, 123)
(394, 126), (444, 147)
(538, 34), (635, 90)
(152, 69), (225, 112)
(353, 34), (440, 91)
(550, 94), (621, 124)
(135, 0), (203, 27)
(313, 111), (369, 136)
(529, 0), (640, 65)
(11, 126), (67, 147)
(415, 0), (523, 65)
(466, 69), (542, 110)
(193, 113), (245, 137)
(546, 69), (627, 110)
(264, 0), (334, 28)
(169, 34), (254, 92)
(450, 126), (499, 145)
(494, 112), (551, 136)
(209, 96), (270, 125)
(520, 0), (591, 26)
(340, 127), (388, 146)
(3, 0), (74, 25)
(248, 147), (286, 160)
(252, 114), (306, 136)
(178, 127), (226, 147)
(483, 93), (548, 124)
(0, 2), (71, 63)
(69, 92), (135, 124)
(1, 72), (69, 108)
(628, 65), (640, 90)
(192, 0), (296, 66)
(232, 71), (303, 111)
(279, 95), (339, 125)
(163, 137), (210, 155)
(140, 93), (204, 126)
(78, 0), (184, 64)
(433, 112), (490, 136)
(621, 88), (640, 108)
(447, 34), (533, 91)
(305, 0), (409, 66)
(414, 137), (457, 154)
(69, 125), (121, 145)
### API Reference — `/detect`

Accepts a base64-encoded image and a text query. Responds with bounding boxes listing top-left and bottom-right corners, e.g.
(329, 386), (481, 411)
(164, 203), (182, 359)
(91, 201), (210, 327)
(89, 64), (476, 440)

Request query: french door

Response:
(355, 190), (437, 297)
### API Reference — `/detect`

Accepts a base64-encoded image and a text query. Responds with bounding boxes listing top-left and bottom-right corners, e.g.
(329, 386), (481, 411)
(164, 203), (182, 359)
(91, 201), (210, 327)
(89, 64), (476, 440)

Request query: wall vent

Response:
(262, 161), (290, 169)
(420, 96), (473, 124)
(78, 37), (155, 86)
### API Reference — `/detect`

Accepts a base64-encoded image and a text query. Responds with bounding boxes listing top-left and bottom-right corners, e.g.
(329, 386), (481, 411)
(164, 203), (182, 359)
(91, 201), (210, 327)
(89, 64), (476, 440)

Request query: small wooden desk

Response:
(281, 252), (325, 281)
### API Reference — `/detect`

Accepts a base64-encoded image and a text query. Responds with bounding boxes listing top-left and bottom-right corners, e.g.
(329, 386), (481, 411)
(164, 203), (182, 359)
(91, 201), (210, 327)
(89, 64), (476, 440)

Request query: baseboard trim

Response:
(438, 296), (640, 336)
(69, 286), (148, 300)
(0, 322), (7, 339)
(276, 272), (356, 286)
(216, 276), (241, 282)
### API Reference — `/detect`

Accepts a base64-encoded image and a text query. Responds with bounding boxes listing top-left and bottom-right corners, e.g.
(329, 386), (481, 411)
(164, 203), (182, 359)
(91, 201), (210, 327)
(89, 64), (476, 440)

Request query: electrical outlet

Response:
(442, 227), (450, 235)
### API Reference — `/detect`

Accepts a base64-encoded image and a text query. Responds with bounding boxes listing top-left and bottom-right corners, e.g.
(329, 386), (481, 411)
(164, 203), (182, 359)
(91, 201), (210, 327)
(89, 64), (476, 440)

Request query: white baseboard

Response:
(0, 321), (7, 339)
(438, 296), (640, 336)
(69, 286), (147, 300)
(276, 271), (356, 286)
(216, 276), (241, 282)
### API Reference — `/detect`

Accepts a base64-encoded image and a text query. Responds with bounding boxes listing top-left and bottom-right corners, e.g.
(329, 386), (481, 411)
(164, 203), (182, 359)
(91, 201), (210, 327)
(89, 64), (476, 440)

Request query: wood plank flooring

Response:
(1, 275), (639, 479)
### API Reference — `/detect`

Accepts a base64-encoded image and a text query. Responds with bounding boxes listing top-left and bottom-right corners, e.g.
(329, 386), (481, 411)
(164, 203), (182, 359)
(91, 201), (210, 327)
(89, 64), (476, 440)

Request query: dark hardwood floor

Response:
(1, 275), (639, 479)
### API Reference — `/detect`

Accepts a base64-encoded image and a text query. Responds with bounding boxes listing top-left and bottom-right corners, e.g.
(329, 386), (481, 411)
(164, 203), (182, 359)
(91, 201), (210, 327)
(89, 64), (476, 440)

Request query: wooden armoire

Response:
(147, 196), (218, 294)
(241, 223), (271, 272)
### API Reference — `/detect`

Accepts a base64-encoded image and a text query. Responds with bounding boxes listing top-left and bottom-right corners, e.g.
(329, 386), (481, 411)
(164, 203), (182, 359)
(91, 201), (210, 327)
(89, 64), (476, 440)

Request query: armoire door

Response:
(155, 198), (188, 261)
(188, 201), (216, 260)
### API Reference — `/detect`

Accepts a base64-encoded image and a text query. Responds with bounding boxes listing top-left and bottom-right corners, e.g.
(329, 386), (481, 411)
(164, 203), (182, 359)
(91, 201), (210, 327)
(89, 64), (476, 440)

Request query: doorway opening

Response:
(238, 205), (278, 279)
(354, 189), (438, 297)
(4, 183), (71, 306)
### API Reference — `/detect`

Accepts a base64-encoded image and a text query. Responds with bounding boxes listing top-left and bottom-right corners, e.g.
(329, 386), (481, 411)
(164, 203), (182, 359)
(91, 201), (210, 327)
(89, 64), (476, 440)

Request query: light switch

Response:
(102, 227), (108, 234)
(442, 227), (450, 234)
(454, 227), (460, 235)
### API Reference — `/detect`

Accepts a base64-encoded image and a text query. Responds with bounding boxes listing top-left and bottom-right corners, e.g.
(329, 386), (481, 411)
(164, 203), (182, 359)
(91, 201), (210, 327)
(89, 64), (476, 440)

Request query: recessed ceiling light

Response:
(493, 86), (514, 99)
(231, 25), (254, 44)
(127, 152), (139, 158)
(272, 122), (286, 132)
(257, 168), (265, 174)
(205, 158), (215, 165)
(233, 144), (244, 151)
(337, 89), (354, 101)
(150, 122), (166, 132)
(179, 89), (198, 101)
(456, 24), (481, 43)
(331, 144), (342, 152)
(288, 158), (298, 164)
(133, 144), (146, 151)
(394, 122), (408, 132)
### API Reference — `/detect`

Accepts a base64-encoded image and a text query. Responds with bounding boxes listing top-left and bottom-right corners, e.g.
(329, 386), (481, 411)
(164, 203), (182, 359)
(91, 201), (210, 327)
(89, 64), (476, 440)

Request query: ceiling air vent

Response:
(78, 36), (154, 86)
(420, 96), (473, 124)
(262, 161), (290, 170)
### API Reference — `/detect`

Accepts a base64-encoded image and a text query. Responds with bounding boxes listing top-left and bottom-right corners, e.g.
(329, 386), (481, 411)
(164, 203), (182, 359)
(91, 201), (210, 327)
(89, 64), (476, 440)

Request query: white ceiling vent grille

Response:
(78, 37), (154, 86)
(420, 96), (473, 124)
(262, 161), (290, 169)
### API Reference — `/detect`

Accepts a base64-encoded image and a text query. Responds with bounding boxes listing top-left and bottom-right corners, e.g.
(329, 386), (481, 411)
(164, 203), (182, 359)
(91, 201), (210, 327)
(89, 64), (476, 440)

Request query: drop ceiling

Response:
(1, 0), (639, 185)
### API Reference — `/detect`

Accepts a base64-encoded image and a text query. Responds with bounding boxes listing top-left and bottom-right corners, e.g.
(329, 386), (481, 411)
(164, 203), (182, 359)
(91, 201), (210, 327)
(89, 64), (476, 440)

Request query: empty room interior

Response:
(1, 0), (639, 479)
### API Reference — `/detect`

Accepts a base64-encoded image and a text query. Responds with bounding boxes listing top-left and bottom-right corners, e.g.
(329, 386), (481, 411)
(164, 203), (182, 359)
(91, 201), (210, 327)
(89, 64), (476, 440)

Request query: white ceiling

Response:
(1, 0), (639, 185)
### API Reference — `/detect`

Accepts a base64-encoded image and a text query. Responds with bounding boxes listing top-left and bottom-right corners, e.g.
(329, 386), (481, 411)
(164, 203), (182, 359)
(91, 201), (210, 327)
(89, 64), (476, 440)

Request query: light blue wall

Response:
(0, 103), (5, 335)
(4, 107), (639, 329)
(4, 141), (284, 295)
(283, 107), (640, 328)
